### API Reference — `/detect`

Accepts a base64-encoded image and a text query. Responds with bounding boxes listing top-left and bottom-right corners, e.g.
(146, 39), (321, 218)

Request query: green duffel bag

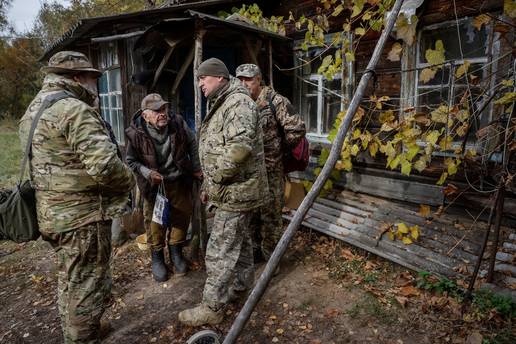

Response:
(0, 181), (39, 242)
(0, 91), (71, 243)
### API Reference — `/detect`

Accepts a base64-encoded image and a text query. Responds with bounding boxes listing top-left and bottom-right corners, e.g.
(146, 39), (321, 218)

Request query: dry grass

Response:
(0, 118), (21, 188)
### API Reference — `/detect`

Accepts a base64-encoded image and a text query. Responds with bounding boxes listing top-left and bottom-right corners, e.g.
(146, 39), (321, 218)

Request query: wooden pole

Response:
(222, 1), (405, 342)
(191, 21), (208, 257)
(171, 44), (195, 95)
(487, 186), (504, 282)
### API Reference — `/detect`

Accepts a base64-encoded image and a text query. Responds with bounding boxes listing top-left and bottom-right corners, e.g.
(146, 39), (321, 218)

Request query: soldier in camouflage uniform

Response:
(178, 58), (268, 326)
(19, 51), (135, 344)
(236, 63), (306, 263)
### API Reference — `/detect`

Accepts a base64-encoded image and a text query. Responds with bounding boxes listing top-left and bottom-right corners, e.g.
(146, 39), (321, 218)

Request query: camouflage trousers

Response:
(143, 179), (193, 251)
(43, 221), (112, 344)
(250, 169), (285, 260)
(202, 209), (254, 310)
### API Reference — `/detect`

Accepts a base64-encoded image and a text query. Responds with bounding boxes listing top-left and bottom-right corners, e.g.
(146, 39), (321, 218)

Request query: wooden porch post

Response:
(191, 20), (208, 260)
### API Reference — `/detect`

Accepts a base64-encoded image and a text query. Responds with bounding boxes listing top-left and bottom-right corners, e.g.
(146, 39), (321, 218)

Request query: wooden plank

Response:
(284, 214), (457, 277)
(312, 199), (372, 217)
(171, 44), (195, 95)
(339, 172), (444, 206)
(151, 39), (179, 90)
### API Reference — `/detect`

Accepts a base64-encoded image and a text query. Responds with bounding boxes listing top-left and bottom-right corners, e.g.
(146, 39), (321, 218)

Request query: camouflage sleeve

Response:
(274, 95), (306, 148)
(214, 96), (256, 184)
(58, 100), (135, 193)
(182, 118), (201, 172)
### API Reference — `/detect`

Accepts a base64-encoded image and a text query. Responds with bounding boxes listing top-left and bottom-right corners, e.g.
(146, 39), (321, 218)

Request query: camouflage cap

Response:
(41, 51), (102, 77)
(141, 93), (169, 111)
(235, 63), (261, 78)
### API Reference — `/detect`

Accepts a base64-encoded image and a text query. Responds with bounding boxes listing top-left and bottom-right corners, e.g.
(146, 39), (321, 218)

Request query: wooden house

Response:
(43, 0), (516, 293)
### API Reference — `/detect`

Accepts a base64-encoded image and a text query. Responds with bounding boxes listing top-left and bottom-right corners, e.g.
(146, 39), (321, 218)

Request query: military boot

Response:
(178, 304), (223, 326)
(151, 249), (168, 282)
(169, 244), (188, 276)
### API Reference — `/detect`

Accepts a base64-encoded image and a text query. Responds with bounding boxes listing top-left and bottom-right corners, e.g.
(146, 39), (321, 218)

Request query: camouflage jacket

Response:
(19, 73), (135, 234)
(256, 86), (306, 172)
(199, 77), (268, 212)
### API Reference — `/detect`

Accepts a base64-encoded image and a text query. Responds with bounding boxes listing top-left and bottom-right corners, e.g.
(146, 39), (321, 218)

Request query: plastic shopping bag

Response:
(152, 182), (170, 226)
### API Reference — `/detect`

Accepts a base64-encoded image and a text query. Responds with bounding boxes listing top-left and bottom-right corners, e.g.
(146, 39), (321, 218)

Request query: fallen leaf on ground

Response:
(395, 296), (409, 307)
(399, 285), (420, 297)
(466, 331), (483, 344)
(418, 205), (431, 217)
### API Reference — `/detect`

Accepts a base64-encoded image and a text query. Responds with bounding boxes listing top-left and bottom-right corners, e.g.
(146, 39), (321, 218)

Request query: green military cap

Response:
(141, 93), (169, 111)
(235, 63), (261, 78)
(41, 51), (102, 77)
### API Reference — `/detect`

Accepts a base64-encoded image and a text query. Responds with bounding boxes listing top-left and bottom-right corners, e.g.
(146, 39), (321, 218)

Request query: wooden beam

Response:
(171, 44), (195, 96)
(151, 38), (179, 90)
(193, 25), (205, 135)
(244, 38), (259, 66)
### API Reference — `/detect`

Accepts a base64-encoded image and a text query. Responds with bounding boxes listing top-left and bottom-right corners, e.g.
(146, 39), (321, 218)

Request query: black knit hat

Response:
(197, 57), (229, 79)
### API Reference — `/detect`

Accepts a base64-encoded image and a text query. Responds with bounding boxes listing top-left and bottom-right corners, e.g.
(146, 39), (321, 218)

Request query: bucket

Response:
(135, 233), (147, 251)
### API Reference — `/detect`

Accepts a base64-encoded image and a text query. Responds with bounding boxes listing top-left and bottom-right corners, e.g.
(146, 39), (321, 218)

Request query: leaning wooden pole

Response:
(222, 1), (405, 342)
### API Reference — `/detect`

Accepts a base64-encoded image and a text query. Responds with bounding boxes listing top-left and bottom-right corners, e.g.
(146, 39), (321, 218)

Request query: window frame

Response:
(294, 35), (353, 144)
(413, 17), (497, 153)
(98, 42), (125, 145)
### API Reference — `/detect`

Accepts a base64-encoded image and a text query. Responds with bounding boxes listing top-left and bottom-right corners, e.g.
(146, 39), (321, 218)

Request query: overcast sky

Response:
(9, 0), (70, 33)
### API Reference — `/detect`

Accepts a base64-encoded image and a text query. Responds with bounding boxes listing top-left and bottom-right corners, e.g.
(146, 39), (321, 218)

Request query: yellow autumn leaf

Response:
(438, 136), (453, 150)
(352, 128), (361, 140)
(456, 109), (469, 122)
(379, 110), (395, 123)
(425, 130), (441, 145)
(397, 223), (409, 234)
(351, 144), (360, 156)
(456, 123), (469, 137)
(430, 105), (449, 123)
(342, 158), (353, 171)
(436, 172), (448, 185)
(381, 141), (397, 158)
(380, 122), (398, 132)
(455, 60), (471, 78)
(410, 225), (420, 240)
(351, 3), (364, 18)
(345, 51), (355, 62)
(413, 156), (428, 172)
(504, 0), (516, 18)
(401, 159), (412, 176)
(332, 4), (345, 16)
(465, 149), (477, 158)
(406, 144), (420, 161)
(402, 236), (413, 245)
(419, 68), (437, 83)
(473, 14), (491, 30)
(387, 42), (403, 62)
(425, 40), (446, 67)
(369, 141), (379, 157)
(419, 205), (431, 217)
(445, 158), (461, 176)
(387, 154), (401, 169)
(355, 27), (366, 36)
(387, 231), (395, 241)
(502, 79), (514, 87)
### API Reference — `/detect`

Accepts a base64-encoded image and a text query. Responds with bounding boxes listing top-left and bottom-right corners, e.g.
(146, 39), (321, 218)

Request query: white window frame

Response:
(294, 35), (352, 144)
(413, 17), (497, 153)
(98, 42), (124, 144)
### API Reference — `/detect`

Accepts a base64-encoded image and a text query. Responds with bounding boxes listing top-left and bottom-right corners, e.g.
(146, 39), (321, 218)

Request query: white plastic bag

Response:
(152, 182), (170, 226)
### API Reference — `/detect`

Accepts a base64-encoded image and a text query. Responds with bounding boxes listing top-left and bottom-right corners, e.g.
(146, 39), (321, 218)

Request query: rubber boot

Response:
(169, 244), (188, 276)
(151, 249), (168, 282)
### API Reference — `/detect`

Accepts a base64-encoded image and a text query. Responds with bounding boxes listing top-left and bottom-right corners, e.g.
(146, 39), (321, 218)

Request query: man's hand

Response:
(149, 170), (163, 185)
(200, 191), (208, 204)
(193, 170), (203, 180)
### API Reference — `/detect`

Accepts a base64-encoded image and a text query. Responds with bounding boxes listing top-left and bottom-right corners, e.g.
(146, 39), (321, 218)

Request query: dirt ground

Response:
(0, 230), (514, 344)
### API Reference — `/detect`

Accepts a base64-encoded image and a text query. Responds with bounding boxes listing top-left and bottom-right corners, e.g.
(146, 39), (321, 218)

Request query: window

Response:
(415, 18), (491, 140)
(98, 43), (124, 144)
(295, 40), (351, 141)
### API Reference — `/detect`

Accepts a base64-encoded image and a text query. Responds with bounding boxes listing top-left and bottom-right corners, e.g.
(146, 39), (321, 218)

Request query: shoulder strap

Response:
(19, 91), (73, 182)
(267, 92), (277, 117)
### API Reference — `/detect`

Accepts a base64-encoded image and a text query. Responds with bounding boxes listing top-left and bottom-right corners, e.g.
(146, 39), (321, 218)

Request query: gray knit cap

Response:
(197, 57), (229, 79)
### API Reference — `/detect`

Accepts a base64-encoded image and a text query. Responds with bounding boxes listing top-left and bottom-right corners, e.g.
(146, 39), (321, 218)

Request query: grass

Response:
(0, 118), (21, 188)
(346, 293), (399, 326)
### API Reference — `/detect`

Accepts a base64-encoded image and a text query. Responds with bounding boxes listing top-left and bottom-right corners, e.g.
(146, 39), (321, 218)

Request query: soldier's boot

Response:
(151, 249), (169, 282)
(178, 304), (223, 326)
(169, 244), (188, 276)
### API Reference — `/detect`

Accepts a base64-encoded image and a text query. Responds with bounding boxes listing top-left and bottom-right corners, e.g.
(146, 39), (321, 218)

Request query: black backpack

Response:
(0, 91), (71, 242)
